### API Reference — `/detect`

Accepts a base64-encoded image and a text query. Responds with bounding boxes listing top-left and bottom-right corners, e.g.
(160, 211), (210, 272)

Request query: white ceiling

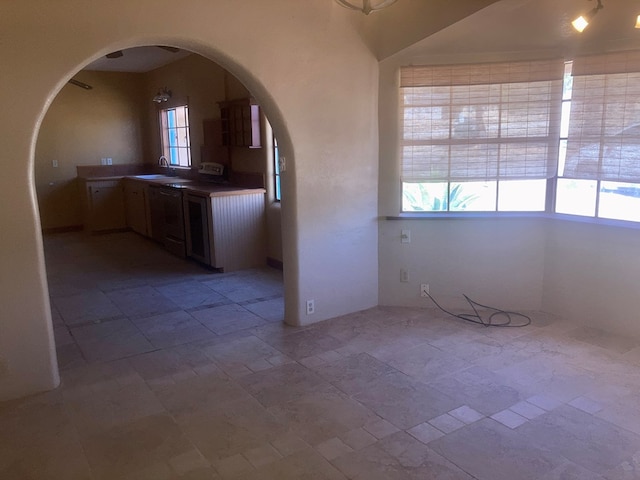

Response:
(396, 0), (640, 61)
(85, 46), (192, 73)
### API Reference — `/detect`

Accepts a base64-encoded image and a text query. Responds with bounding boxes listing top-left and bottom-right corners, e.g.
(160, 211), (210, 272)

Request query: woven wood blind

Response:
(400, 59), (564, 182)
(564, 51), (640, 182)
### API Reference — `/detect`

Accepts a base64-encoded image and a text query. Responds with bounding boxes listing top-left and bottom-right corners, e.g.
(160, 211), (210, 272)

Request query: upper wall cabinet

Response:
(218, 98), (262, 149)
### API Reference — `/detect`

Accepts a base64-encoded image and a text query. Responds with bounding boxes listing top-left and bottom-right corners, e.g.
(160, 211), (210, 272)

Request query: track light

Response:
(334, 0), (397, 15)
(571, 0), (603, 32)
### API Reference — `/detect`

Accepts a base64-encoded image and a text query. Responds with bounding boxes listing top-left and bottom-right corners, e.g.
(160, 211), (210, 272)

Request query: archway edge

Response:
(1, 0), (379, 400)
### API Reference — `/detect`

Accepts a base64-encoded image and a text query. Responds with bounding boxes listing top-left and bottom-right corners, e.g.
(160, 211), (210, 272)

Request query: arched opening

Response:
(34, 43), (295, 370)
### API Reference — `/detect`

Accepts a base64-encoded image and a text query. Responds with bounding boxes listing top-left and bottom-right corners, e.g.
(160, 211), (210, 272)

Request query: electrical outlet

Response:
(106, 157), (113, 165)
(101, 157), (108, 165)
(401, 229), (411, 243)
(401, 269), (409, 283)
(306, 299), (315, 315)
(420, 283), (430, 297)
(52, 159), (58, 168)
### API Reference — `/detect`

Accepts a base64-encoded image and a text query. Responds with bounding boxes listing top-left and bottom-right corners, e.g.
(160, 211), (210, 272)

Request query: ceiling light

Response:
(334, 0), (398, 15)
(571, 0), (604, 32)
(635, 14), (640, 28)
(152, 87), (171, 104)
(571, 15), (590, 32)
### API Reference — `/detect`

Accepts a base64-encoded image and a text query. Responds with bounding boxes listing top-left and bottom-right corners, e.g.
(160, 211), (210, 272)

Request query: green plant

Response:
(402, 183), (479, 211)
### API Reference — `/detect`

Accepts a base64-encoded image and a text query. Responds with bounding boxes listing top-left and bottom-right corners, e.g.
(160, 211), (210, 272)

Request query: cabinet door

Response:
(209, 193), (266, 271)
(184, 194), (211, 265)
(218, 99), (262, 148)
(124, 181), (148, 236)
(148, 186), (166, 242)
(87, 181), (126, 232)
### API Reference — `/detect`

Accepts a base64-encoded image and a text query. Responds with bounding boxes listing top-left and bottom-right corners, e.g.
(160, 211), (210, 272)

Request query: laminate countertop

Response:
(98, 174), (266, 198)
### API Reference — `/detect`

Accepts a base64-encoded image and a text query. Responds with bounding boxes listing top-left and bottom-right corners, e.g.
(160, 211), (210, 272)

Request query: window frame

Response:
(400, 59), (564, 214)
(273, 134), (281, 202)
(159, 104), (192, 168)
(554, 53), (640, 223)
(398, 54), (640, 227)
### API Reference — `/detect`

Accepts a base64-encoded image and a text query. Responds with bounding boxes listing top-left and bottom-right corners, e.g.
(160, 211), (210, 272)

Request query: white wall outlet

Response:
(106, 157), (113, 165)
(401, 229), (411, 243)
(101, 157), (107, 165)
(401, 269), (409, 282)
(306, 299), (315, 315)
(420, 283), (430, 297)
(51, 159), (58, 168)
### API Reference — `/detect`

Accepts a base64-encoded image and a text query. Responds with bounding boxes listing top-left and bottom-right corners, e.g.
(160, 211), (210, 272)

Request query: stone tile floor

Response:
(1, 231), (640, 479)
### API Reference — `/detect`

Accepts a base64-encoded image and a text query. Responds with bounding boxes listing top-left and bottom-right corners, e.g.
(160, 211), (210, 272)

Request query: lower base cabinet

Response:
(82, 179), (126, 233)
(124, 179), (149, 236)
(184, 192), (266, 272)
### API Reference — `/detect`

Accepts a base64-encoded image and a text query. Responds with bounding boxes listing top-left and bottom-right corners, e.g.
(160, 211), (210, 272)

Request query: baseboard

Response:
(266, 257), (283, 270)
(42, 225), (83, 234)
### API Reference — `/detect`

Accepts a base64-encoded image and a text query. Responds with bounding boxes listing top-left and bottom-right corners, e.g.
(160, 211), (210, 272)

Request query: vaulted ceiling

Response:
(86, 0), (640, 72)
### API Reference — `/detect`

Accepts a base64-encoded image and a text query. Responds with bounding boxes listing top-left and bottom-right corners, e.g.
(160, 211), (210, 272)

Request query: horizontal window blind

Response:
(401, 59), (564, 183)
(564, 51), (640, 182)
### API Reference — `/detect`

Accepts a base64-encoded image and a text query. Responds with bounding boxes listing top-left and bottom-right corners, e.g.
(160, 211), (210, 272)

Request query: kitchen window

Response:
(160, 105), (191, 167)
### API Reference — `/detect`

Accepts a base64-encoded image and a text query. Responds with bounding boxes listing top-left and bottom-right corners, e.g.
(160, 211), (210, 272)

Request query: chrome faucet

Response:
(158, 155), (169, 167)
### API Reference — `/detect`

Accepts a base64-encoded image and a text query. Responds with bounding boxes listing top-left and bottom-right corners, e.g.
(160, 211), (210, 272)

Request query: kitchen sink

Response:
(132, 174), (171, 179)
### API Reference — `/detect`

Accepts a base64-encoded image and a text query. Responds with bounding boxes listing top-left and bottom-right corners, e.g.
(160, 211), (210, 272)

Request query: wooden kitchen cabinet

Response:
(218, 98), (262, 149)
(124, 179), (149, 236)
(81, 179), (126, 232)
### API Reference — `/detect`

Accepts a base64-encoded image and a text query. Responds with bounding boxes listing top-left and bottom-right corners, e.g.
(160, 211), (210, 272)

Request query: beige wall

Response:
(35, 71), (146, 230)
(543, 221), (640, 336)
(0, 0), (379, 401)
(379, 218), (546, 312)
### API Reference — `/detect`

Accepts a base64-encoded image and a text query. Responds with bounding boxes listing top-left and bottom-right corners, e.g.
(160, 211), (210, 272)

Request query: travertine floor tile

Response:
(10, 232), (638, 480)
(133, 310), (216, 348)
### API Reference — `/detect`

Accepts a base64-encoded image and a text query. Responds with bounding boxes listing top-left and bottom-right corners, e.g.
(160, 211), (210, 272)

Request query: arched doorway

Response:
(35, 44), (293, 370)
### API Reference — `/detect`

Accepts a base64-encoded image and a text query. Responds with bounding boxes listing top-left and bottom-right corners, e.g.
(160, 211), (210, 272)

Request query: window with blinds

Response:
(563, 51), (640, 181)
(400, 59), (564, 212)
(557, 51), (640, 222)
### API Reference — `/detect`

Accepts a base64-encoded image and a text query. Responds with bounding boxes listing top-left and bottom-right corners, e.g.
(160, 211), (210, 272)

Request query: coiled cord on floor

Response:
(424, 291), (532, 328)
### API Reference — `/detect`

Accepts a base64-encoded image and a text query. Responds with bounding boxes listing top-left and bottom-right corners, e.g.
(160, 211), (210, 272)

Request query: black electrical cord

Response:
(424, 291), (531, 328)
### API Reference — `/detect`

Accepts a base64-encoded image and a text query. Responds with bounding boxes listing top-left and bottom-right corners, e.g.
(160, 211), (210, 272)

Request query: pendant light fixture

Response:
(334, 0), (398, 15)
(152, 87), (172, 104)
